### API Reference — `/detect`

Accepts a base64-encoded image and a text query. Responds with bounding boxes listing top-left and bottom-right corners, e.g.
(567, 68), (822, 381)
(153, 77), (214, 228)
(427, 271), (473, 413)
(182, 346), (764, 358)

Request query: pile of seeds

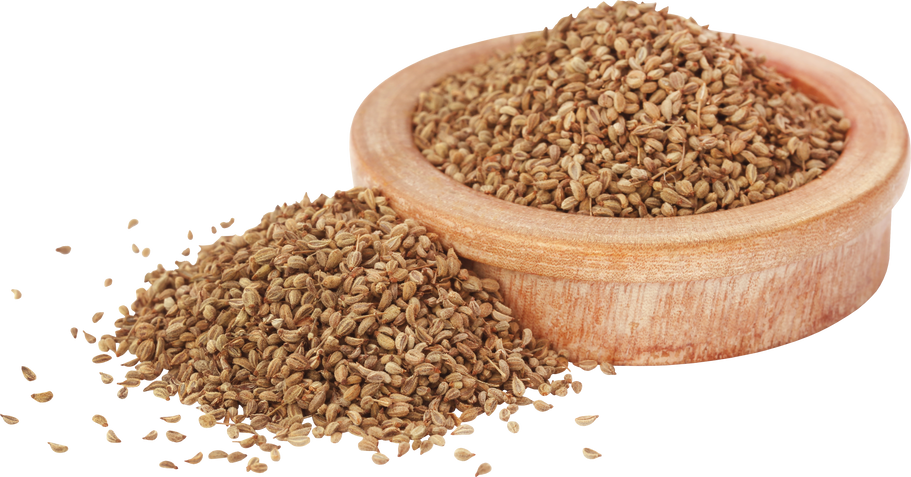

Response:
(100, 187), (577, 458)
(412, 1), (850, 217)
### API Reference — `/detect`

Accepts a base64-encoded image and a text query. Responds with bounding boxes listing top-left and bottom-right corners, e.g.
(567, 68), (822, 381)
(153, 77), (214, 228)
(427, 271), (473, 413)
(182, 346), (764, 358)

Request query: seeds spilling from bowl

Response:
(413, 1), (850, 217)
(83, 188), (574, 463)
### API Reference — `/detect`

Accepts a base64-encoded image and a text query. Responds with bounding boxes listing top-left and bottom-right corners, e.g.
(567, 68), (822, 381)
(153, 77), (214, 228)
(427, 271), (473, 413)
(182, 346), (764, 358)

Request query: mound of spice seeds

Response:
(413, 1), (850, 217)
(104, 188), (572, 457)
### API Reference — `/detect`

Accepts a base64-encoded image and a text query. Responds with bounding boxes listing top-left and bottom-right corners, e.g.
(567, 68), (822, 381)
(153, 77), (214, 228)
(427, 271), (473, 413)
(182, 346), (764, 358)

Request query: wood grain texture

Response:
(474, 214), (890, 365)
(350, 33), (909, 364)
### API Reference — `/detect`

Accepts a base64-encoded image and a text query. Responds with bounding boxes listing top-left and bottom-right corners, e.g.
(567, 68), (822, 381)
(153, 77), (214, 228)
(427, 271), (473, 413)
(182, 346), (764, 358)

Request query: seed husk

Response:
(506, 419), (519, 436)
(582, 447), (601, 462)
(1, 414), (19, 425)
(116, 387), (128, 399)
(165, 430), (186, 442)
(198, 414), (216, 428)
(185, 452), (203, 464)
(370, 453), (389, 467)
(600, 362), (617, 375)
(104, 278), (112, 287)
(132, 244), (140, 253)
(181, 248), (190, 256)
(70, 327), (77, 338)
(21, 366), (36, 381)
(225, 449), (247, 465)
(99, 372), (113, 384)
(160, 415), (181, 424)
(55, 246), (71, 254)
(452, 446), (474, 464)
(92, 354), (111, 364)
(533, 400), (553, 412)
(577, 360), (598, 371)
(220, 218), (234, 228)
(106, 430), (121, 443)
(47, 441), (69, 454)
(575, 415), (599, 427)
(209, 450), (227, 459)
(28, 389), (54, 404)
(11, 289), (21, 299)
(161, 459), (177, 472)
(128, 219), (139, 229)
(476, 462), (492, 476)
(141, 248), (150, 257)
(452, 425), (474, 436)
(92, 312), (104, 323)
(92, 415), (109, 427)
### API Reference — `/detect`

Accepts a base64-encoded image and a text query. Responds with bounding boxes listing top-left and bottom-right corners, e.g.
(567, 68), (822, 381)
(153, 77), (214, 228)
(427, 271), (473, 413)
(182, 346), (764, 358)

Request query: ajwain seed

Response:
(106, 430), (121, 443)
(1, 414), (19, 425)
(143, 430), (158, 440)
(507, 421), (519, 433)
(227, 452), (246, 463)
(92, 312), (104, 323)
(577, 360), (598, 371)
(141, 248), (150, 257)
(128, 219), (139, 229)
(181, 248), (190, 256)
(187, 230), (193, 240)
(160, 415), (181, 424)
(600, 362), (617, 375)
(250, 463), (268, 473)
(220, 218), (234, 228)
(159, 461), (178, 470)
(99, 372), (113, 384)
(575, 415), (599, 427)
(185, 452), (203, 464)
(92, 415), (109, 427)
(454, 448), (475, 461)
(452, 425), (474, 436)
(31, 391), (53, 403)
(55, 246), (71, 254)
(211, 226), (216, 234)
(21, 366), (36, 381)
(372, 452), (389, 465)
(83, 331), (96, 344)
(118, 305), (129, 317)
(11, 289), (21, 299)
(583, 448), (602, 459)
(92, 354), (111, 364)
(533, 400), (553, 412)
(132, 244), (139, 253)
(476, 463), (492, 476)
(198, 414), (216, 428)
(270, 449), (280, 462)
(104, 278), (112, 287)
(116, 387), (128, 399)
(48, 442), (68, 453)
(209, 450), (228, 459)
(70, 327), (77, 338)
(166, 430), (186, 442)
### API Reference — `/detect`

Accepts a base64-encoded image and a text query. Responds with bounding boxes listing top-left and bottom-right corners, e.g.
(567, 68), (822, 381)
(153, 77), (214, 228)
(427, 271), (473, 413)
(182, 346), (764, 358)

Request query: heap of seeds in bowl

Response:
(412, 1), (850, 217)
(103, 188), (572, 455)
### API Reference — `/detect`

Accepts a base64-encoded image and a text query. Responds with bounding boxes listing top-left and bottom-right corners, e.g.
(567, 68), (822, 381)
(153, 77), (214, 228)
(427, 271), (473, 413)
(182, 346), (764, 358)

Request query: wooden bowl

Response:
(350, 33), (910, 365)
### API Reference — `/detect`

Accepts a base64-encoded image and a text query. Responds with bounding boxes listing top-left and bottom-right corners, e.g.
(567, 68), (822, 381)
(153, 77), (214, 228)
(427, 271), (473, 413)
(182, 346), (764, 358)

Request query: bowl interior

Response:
(350, 33), (909, 283)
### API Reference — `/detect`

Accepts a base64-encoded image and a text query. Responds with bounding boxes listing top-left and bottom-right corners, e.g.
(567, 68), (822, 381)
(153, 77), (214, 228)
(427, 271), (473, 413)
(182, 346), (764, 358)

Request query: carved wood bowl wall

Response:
(350, 33), (909, 365)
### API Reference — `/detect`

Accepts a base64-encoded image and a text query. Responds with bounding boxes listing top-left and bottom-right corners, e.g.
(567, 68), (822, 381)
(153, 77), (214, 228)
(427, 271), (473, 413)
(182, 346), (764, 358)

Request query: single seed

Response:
(92, 312), (104, 323)
(452, 425), (474, 436)
(452, 447), (473, 464)
(55, 246), (71, 254)
(498, 408), (510, 422)
(99, 372), (113, 384)
(128, 219), (139, 229)
(220, 218), (234, 228)
(288, 435), (310, 447)
(118, 305), (129, 317)
(106, 430), (121, 443)
(199, 414), (216, 428)
(185, 452), (203, 464)
(11, 289), (21, 299)
(181, 248), (190, 256)
(600, 362), (616, 375)
(1, 414), (19, 425)
(21, 366), (36, 381)
(572, 381), (582, 394)
(226, 425), (239, 439)
(573, 414), (598, 429)
(166, 430), (186, 442)
(211, 226), (217, 234)
(187, 230), (193, 240)
(160, 415), (181, 424)
(506, 419), (519, 436)
(153, 388), (170, 401)
(209, 450), (227, 459)
(270, 449), (281, 462)
(370, 453), (389, 467)
(83, 331), (96, 344)
(132, 244), (140, 253)
(582, 447), (601, 462)
(577, 360), (598, 371)
(92, 415), (109, 427)
(141, 430), (158, 441)
(47, 441), (69, 454)
(116, 387), (128, 399)
(250, 463), (269, 473)
(70, 327), (77, 338)
(141, 248), (150, 257)
(474, 462), (493, 477)
(533, 400), (553, 412)
(227, 452), (247, 463)
(104, 278), (112, 287)
(31, 391), (53, 403)
(159, 461), (178, 470)
(92, 354), (112, 364)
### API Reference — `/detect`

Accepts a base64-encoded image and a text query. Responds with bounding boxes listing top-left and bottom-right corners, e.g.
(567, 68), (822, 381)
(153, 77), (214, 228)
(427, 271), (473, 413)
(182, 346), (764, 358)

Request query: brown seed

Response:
(376, 334), (396, 351)
(251, 247), (279, 266)
(600, 362), (617, 375)
(181, 248), (190, 256)
(208, 450), (227, 459)
(386, 402), (411, 417)
(106, 430), (121, 443)
(160, 415), (181, 424)
(1, 414), (19, 425)
(136, 339), (155, 361)
(152, 388), (170, 401)
(336, 318), (357, 337)
(116, 387), (128, 399)
(582, 447), (601, 462)
(166, 430), (186, 442)
(211, 226), (217, 234)
(220, 218), (235, 228)
(141, 248), (150, 257)
(225, 449), (247, 465)
(506, 419), (519, 436)
(48, 442), (68, 453)
(413, 363), (435, 376)
(92, 312), (104, 323)
(476, 463), (492, 476)
(92, 354), (111, 364)
(31, 391), (53, 403)
(370, 453), (389, 467)
(118, 305), (129, 317)
(83, 331), (96, 344)
(452, 425), (474, 436)
(187, 230), (193, 240)
(198, 414), (216, 428)
(103, 278), (112, 287)
(21, 366), (36, 381)
(452, 446), (474, 464)
(92, 414), (109, 427)
(573, 414), (598, 428)
(185, 452), (203, 464)
(70, 327), (77, 338)
(282, 384), (304, 404)
(11, 289), (21, 299)
(572, 381), (583, 394)
(128, 219), (139, 229)
(99, 372), (113, 384)
(55, 246), (72, 254)
(159, 461), (178, 470)
(250, 463), (269, 473)
(533, 400), (552, 412)
(577, 360), (598, 371)
(308, 391), (326, 414)
(270, 449), (281, 462)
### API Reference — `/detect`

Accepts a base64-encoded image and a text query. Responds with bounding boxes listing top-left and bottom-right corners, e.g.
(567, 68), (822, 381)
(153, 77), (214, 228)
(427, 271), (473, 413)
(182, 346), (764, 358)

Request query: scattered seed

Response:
(141, 248), (150, 257)
(99, 372), (113, 384)
(420, 440), (433, 455)
(506, 419), (519, 436)
(577, 360), (598, 371)
(198, 414), (216, 428)
(452, 446), (474, 464)
(161, 459), (177, 472)
(83, 331), (96, 344)
(160, 415), (181, 424)
(582, 447), (601, 462)
(132, 244), (140, 253)
(19, 364), (38, 384)
(573, 414), (598, 429)
(142, 430), (158, 441)
(118, 305), (129, 317)
(181, 248), (190, 256)
(104, 278), (112, 287)
(187, 230), (193, 240)
(128, 219), (139, 229)
(55, 246), (71, 254)
(92, 354), (111, 364)
(206, 449), (228, 462)
(47, 441), (69, 454)
(210, 226), (216, 234)
(1, 414), (19, 425)
(244, 454), (268, 475)
(91, 412), (108, 427)
(28, 389), (54, 404)
(166, 430), (186, 443)
(106, 430), (121, 443)
(498, 408), (510, 422)
(152, 388), (170, 401)
(116, 387), (128, 399)
(220, 218), (234, 228)
(572, 381), (582, 394)
(270, 449), (280, 462)
(532, 397), (550, 414)
(70, 327), (78, 338)
(452, 425), (474, 436)
(225, 449), (247, 465)
(187, 450), (205, 465)
(600, 362), (617, 375)
(11, 289), (21, 299)
(476, 463), (492, 476)
(92, 312), (104, 323)
(370, 453), (389, 467)
(288, 436), (310, 447)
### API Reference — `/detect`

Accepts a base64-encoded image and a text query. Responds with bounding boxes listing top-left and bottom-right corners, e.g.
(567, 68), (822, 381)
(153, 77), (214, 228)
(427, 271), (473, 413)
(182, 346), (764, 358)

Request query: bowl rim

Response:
(350, 32), (910, 283)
